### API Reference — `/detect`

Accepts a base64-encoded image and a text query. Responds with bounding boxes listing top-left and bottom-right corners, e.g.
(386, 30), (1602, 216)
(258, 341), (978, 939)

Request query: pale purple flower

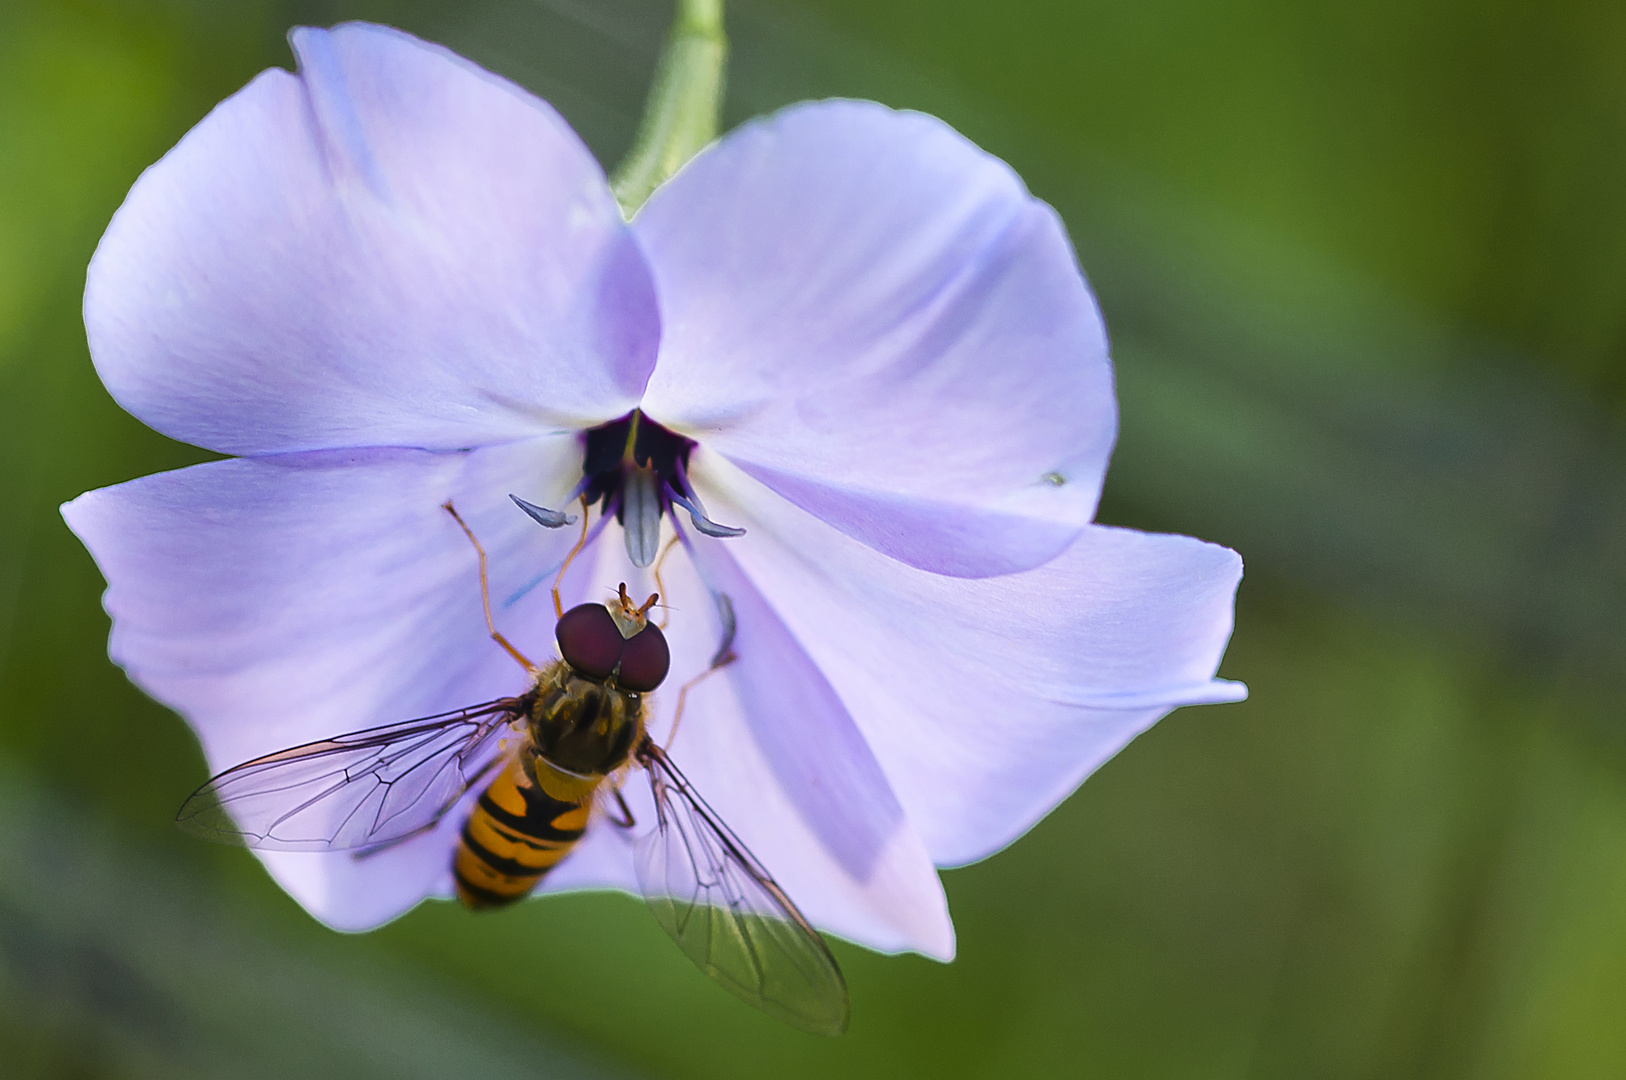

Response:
(61, 23), (1244, 959)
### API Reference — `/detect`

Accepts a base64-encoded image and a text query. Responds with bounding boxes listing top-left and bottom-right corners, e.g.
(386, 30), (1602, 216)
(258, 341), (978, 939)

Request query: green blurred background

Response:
(3, 0), (1626, 1076)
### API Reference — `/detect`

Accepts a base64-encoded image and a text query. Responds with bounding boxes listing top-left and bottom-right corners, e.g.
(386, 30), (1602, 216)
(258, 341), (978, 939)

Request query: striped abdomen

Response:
(453, 752), (597, 910)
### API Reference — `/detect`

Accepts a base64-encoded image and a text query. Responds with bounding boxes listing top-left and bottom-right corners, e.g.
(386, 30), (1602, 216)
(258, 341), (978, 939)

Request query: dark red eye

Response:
(616, 623), (670, 693)
(556, 603), (622, 679)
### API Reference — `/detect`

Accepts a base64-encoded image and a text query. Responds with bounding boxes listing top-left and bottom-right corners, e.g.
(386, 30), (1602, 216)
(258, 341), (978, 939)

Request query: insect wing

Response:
(177, 699), (524, 851)
(635, 745), (850, 1036)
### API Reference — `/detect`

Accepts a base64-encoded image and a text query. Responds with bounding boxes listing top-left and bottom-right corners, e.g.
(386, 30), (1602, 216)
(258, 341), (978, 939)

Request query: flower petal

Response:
(539, 522), (955, 959)
(693, 455), (1245, 867)
(61, 438), (587, 928)
(85, 22), (657, 456)
(635, 100), (1114, 578)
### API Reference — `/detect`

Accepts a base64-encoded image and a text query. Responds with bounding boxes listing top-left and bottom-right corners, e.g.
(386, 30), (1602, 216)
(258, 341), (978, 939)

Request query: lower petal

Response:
(62, 436), (587, 928)
(540, 522), (955, 959)
(691, 456), (1246, 868)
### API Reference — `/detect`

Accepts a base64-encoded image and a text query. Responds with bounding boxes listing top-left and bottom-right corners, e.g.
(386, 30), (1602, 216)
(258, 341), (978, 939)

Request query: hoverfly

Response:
(175, 502), (850, 1035)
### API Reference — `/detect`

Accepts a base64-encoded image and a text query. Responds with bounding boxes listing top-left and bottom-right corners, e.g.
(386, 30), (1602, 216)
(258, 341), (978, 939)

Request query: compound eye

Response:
(616, 622), (670, 693)
(556, 603), (622, 680)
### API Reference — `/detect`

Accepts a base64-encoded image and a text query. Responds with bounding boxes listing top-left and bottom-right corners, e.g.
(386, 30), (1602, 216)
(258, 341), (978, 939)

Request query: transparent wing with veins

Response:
(635, 742), (850, 1036)
(176, 700), (526, 852)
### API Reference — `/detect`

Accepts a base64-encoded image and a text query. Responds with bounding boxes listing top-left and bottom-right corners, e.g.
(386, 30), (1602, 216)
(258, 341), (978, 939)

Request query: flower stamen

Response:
(665, 487), (746, 538)
(508, 494), (576, 528)
(668, 453), (744, 538)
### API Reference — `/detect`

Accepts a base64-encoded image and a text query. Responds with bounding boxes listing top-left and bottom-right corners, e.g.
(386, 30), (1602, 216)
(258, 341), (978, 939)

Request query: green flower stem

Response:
(609, 0), (728, 217)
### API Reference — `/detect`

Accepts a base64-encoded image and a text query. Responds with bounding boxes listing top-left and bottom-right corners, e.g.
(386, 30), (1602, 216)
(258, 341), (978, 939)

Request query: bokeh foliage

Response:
(2, 0), (1624, 1076)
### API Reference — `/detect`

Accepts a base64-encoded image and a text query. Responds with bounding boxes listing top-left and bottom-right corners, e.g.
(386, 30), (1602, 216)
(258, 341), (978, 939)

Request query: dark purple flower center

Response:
(579, 410), (695, 527)
(508, 409), (743, 567)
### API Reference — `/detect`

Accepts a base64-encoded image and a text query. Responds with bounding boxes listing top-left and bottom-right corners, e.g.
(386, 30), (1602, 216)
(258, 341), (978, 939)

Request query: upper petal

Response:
(538, 520), (955, 959)
(635, 100), (1115, 578)
(85, 22), (658, 456)
(61, 438), (587, 928)
(692, 456), (1245, 867)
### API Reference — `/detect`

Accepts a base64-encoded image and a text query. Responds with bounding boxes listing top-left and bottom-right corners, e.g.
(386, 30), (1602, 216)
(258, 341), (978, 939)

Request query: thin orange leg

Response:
(665, 588), (738, 751)
(552, 495), (591, 620)
(664, 652), (736, 753)
(650, 534), (680, 629)
(444, 501), (537, 674)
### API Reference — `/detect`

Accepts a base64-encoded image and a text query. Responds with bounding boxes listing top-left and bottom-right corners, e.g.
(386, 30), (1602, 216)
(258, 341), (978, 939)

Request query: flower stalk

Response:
(610, 0), (728, 216)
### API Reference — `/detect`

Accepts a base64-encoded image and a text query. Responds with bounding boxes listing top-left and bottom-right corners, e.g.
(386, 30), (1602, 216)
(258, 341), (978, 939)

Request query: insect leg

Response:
(651, 534), (681, 629)
(664, 591), (738, 753)
(551, 495), (592, 620)
(444, 501), (538, 674)
(603, 785), (637, 830)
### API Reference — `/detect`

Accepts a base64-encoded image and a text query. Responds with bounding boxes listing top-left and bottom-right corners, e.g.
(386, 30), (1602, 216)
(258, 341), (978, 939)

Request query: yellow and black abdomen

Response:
(453, 753), (595, 910)
(454, 657), (646, 911)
